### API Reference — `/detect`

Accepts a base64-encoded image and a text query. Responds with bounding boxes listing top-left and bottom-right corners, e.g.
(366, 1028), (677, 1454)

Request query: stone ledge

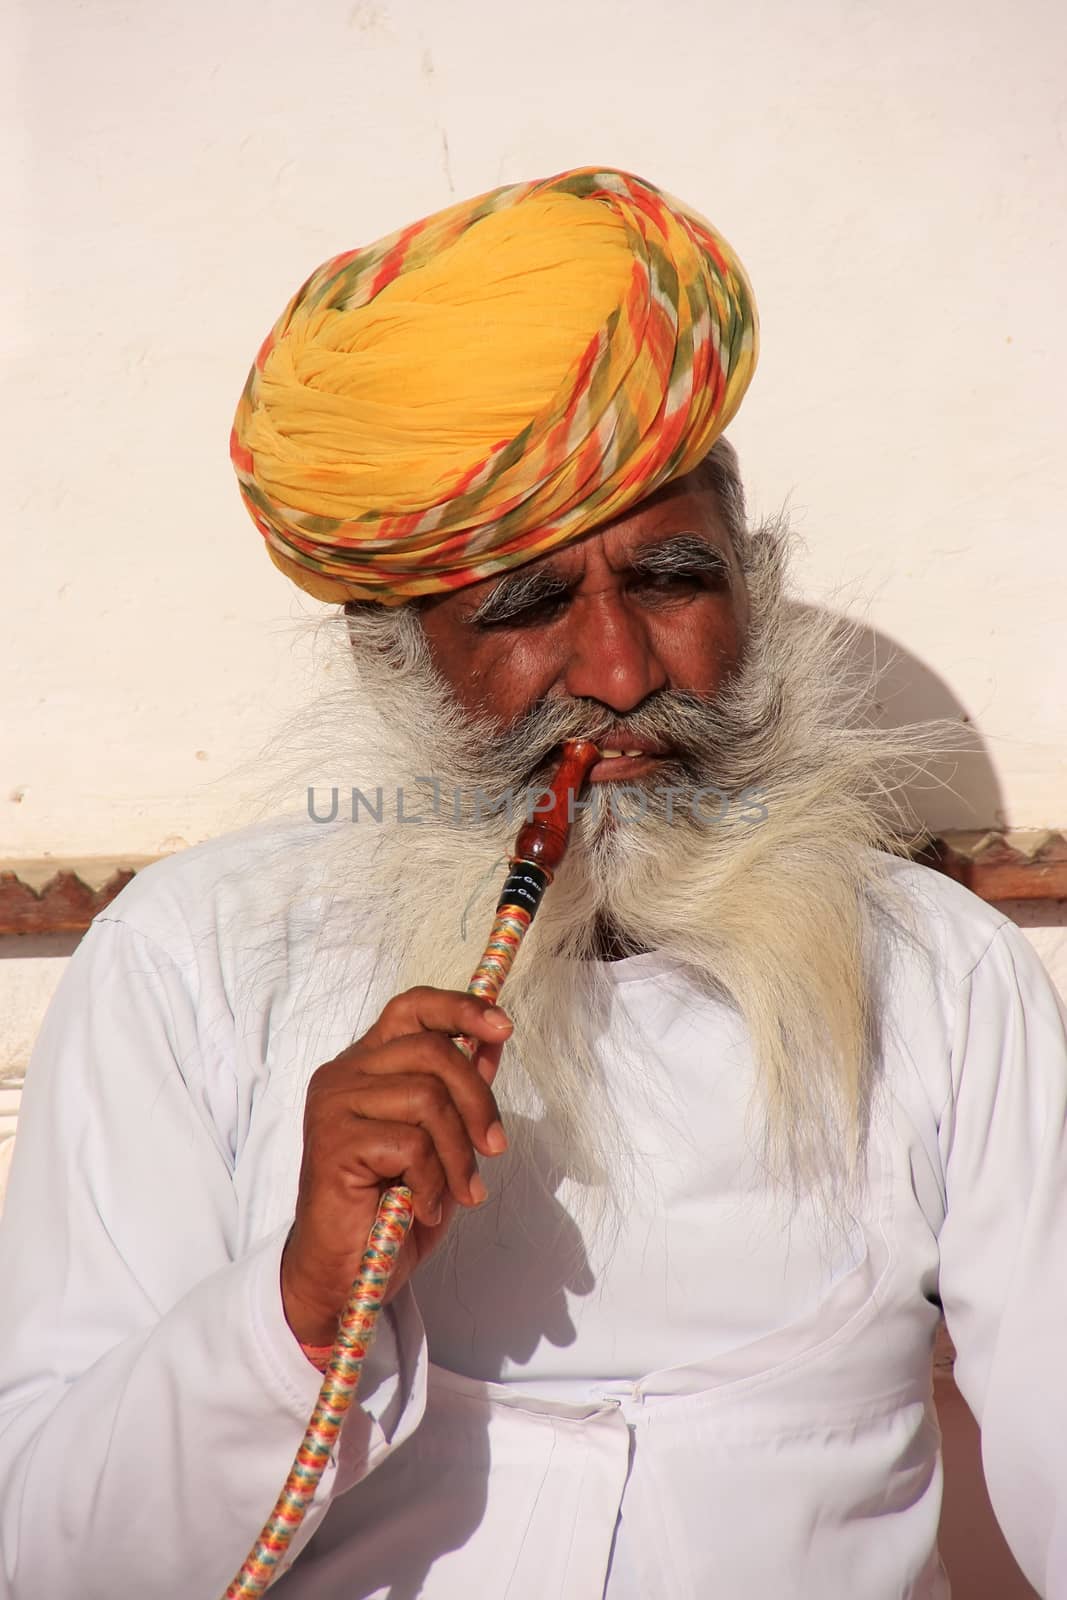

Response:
(916, 830), (1067, 902)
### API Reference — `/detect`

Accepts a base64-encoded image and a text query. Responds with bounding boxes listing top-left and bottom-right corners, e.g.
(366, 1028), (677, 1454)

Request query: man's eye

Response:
(633, 568), (729, 599)
(634, 572), (702, 596)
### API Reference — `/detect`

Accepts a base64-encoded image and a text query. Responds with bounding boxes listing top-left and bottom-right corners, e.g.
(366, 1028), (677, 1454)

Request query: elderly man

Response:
(1, 168), (1065, 1600)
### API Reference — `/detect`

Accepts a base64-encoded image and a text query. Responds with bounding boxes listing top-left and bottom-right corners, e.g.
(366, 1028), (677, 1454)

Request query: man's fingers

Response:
(327, 1118), (452, 1227)
(362, 987), (513, 1050)
(339, 1076), (488, 1208)
(326, 1031), (506, 1159)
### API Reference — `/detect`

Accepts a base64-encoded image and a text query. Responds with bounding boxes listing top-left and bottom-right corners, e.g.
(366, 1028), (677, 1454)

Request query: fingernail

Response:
(427, 1200), (443, 1225)
(485, 1121), (509, 1155)
(469, 1173), (489, 1205)
(485, 1006), (511, 1027)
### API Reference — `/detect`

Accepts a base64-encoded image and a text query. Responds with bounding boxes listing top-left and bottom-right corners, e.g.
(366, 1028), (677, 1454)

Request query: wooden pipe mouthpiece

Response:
(512, 739), (600, 874)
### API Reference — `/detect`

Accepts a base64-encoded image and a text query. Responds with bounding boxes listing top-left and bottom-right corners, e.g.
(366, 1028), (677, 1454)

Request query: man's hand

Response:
(280, 988), (513, 1346)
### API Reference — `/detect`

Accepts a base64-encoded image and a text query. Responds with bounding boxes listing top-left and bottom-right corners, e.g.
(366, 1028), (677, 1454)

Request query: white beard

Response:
(246, 513), (949, 1227)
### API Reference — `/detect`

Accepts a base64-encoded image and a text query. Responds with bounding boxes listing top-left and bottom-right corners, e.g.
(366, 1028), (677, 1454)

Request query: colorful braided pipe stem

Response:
(223, 1187), (414, 1599)
(453, 898), (535, 1061)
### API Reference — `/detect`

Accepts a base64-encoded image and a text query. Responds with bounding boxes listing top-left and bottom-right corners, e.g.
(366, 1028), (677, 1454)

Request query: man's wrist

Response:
(280, 1236), (344, 1347)
(281, 1286), (342, 1348)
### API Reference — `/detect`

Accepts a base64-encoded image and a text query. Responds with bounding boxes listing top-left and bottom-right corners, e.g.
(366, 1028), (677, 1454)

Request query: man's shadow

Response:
(413, 1114), (598, 1377)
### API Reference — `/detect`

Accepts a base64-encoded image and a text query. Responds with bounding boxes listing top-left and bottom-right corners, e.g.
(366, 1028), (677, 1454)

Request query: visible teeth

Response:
(599, 749), (648, 760)
(624, 750), (643, 757)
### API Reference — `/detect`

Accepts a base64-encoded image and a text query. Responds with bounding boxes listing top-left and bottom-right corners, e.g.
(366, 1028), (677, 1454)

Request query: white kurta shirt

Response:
(1, 817), (1065, 1599)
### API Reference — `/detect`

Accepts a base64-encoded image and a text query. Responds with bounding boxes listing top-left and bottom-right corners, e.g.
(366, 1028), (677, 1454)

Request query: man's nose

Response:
(560, 598), (668, 711)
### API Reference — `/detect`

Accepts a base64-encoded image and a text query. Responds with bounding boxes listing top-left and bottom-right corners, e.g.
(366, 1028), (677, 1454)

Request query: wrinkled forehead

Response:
(582, 473), (737, 556)
(425, 476), (740, 614)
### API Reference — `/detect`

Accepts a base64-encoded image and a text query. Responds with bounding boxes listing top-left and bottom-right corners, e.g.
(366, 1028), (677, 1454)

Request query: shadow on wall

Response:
(790, 604), (1005, 835)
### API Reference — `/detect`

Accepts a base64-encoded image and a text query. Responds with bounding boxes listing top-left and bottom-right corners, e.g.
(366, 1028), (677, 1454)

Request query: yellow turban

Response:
(230, 166), (758, 605)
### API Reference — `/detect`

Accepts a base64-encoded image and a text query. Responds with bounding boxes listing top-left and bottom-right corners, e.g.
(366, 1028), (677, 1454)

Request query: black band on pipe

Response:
(496, 862), (551, 919)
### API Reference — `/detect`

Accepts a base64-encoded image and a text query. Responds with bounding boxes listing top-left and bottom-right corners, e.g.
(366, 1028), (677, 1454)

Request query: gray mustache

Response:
(479, 687), (775, 793)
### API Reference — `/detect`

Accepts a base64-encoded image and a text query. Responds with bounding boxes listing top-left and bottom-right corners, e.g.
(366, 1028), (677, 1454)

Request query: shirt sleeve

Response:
(0, 914), (429, 1600)
(937, 920), (1067, 1597)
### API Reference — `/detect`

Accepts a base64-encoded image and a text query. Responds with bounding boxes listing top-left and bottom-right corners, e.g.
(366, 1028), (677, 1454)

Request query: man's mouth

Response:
(524, 736), (677, 790)
(587, 739), (672, 784)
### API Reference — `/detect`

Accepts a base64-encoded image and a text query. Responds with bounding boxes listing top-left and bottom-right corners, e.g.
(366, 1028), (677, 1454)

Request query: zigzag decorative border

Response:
(915, 829), (1067, 902)
(0, 860), (155, 935)
(0, 832), (1064, 936)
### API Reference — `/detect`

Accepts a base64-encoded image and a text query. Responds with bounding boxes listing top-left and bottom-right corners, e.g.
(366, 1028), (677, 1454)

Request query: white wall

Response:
(4, 0), (1066, 862)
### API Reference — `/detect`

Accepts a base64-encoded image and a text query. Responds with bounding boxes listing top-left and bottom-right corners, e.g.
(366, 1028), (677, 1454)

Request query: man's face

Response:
(418, 475), (750, 785)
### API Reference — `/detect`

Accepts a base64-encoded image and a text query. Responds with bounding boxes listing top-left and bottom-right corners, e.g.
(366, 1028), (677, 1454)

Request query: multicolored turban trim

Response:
(230, 166), (759, 605)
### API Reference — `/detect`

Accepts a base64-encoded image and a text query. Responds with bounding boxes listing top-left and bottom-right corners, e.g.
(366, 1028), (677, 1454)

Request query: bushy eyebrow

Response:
(467, 567), (571, 626)
(466, 532), (731, 627)
(628, 533), (731, 581)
